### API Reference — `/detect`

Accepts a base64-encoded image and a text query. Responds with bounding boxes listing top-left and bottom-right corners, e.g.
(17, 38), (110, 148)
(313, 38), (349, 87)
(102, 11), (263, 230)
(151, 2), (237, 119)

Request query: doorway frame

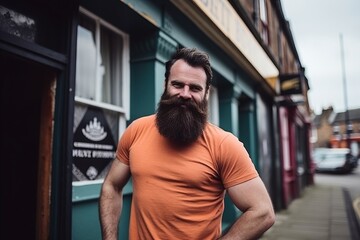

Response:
(0, 2), (78, 239)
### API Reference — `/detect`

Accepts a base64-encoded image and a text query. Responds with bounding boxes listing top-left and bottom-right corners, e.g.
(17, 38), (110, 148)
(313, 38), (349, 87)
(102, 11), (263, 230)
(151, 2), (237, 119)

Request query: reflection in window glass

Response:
(208, 87), (219, 126)
(259, 0), (267, 23)
(76, 14), (96, 100)
(259, 0), (269, 44)
(100, 26), (123, 106)
(75, 12), (124, 107)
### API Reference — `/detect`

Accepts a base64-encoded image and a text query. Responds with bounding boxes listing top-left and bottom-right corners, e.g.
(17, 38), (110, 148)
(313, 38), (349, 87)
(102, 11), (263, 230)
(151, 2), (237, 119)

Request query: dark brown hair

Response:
(164, 47), (213, 91)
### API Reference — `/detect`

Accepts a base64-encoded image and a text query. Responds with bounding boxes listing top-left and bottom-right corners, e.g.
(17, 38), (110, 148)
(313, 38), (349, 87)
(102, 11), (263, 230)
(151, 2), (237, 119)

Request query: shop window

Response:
(73, 7), (130, 182)
(259, 0), (269, 44)
(347, 123), (353, 134)
(208, 87), (219, 126)
(333, 124), (340, 135)
(76, 8), (129, 108)
(277, 30), (283, 65)
(310, 125), (318, 143)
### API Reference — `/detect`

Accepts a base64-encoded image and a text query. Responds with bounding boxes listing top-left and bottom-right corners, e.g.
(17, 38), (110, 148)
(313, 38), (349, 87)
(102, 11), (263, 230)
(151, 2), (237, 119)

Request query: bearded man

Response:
(99, 47), (275, 240)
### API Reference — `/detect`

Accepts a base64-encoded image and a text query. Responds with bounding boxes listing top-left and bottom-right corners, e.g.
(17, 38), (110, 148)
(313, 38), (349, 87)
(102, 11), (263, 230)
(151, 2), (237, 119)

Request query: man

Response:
(99, 47), (275, 240)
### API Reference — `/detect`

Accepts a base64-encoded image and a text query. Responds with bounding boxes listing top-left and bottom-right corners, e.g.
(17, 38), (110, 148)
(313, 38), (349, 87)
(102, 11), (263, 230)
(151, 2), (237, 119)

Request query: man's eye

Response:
(190, 86), (202, 92)
(172, 82), (182, 88)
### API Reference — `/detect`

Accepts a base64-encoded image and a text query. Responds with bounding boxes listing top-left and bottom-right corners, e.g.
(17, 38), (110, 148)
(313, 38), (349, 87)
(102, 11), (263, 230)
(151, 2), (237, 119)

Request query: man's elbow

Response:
(101, 179), (122, 198)
(262, 207), (276, 230)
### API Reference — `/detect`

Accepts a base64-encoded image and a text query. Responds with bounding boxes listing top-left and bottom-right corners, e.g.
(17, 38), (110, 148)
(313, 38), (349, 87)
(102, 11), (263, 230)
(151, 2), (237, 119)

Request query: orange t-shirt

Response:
(116, 115), (258, 239)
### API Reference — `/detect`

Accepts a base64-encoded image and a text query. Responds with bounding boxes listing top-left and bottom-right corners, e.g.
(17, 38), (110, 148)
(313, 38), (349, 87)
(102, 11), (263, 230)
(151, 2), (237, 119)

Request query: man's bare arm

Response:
(219, 177), (275, 240)
(99, 159), (131, 240)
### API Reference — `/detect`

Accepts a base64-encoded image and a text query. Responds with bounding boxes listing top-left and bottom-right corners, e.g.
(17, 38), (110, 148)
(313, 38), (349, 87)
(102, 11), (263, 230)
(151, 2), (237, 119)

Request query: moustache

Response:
(159, 96), (206, 114)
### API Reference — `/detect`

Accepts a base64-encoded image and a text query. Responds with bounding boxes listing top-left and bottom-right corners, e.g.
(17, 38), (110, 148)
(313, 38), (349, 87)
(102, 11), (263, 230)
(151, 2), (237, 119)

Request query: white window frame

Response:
(75, 7), (130, 138)
(259, 0), (267, 23)
(259, 0), (269, 44)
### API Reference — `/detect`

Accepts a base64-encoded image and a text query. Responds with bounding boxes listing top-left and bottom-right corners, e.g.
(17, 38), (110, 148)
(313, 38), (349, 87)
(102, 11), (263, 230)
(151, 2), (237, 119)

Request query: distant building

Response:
(330, 108), (360, 155)
(312, 107), (360, 156)
(312, 107), (336, 148)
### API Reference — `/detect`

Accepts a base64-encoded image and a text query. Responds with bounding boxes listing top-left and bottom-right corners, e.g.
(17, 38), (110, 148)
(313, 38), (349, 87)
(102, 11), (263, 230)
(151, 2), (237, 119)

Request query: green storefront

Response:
(0, 0), (280, 239)
(72, 0), (278, 239)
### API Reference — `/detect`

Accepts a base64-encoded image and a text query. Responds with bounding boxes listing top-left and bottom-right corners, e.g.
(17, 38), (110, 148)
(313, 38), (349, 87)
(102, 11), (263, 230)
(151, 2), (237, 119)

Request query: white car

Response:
(312, 148), (358, 173)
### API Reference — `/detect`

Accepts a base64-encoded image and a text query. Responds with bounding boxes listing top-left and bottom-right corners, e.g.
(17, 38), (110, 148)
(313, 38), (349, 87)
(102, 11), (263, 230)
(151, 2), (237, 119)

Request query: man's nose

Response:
(179, 86), (191, 99)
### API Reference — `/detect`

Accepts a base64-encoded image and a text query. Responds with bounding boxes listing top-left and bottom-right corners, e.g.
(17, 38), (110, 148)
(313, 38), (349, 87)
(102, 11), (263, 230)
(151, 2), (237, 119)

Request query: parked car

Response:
(312, 148), (358, 173)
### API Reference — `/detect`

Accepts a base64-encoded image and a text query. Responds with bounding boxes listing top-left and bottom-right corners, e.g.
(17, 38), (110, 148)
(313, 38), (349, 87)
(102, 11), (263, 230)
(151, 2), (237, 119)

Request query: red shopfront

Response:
(279, 106), (313, 208)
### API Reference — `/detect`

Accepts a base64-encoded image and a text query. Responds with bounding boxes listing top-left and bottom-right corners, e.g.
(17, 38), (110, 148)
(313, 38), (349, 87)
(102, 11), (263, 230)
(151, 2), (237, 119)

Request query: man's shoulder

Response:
(130, 114), (156, 127)
(203, 122), (236, 144)
(125, 114), (157, 136)
(205, 122), (230, 136)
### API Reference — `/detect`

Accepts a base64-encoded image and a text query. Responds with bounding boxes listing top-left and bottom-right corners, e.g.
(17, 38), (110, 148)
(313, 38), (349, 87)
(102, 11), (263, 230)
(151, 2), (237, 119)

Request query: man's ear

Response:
(205, 86), (211, 101)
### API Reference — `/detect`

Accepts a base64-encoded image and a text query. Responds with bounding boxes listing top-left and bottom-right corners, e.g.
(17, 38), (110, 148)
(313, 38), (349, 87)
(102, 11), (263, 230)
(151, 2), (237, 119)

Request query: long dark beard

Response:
(156, 93), (208, 146)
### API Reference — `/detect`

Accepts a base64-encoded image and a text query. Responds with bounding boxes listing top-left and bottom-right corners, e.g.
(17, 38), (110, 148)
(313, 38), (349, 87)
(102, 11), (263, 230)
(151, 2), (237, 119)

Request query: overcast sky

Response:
(281, 0), (360, 115)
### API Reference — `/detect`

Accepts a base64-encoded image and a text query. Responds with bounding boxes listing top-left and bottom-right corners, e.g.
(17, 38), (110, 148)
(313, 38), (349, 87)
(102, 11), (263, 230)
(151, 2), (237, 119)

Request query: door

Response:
(0, 51), (56, 239)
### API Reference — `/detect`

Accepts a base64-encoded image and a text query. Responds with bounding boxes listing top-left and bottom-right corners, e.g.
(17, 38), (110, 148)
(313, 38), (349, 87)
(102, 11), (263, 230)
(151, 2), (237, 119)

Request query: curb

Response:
(353, 197), (360, 219)
(343, 188), (360, 240)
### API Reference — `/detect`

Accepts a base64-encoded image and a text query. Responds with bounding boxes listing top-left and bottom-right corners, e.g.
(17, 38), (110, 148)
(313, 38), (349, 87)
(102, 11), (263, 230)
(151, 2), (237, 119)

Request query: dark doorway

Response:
(0, 51), (56, 239)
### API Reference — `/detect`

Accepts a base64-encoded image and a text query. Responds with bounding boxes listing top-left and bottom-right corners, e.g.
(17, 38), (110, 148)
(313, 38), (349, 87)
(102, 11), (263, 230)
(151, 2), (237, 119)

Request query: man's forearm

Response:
(99, 184), (123, 240)
(218, 208), (275, 240)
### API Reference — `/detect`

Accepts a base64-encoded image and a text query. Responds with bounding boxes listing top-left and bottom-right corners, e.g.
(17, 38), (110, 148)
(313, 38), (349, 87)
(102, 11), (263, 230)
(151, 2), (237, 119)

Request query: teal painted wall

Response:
(72, 181), (133, 240)
(218, 83), (241, 137)
(130, 31), (177, 121)
(129, 59), (169, 121)
(130, 60), (157, 120)
(239, 105), (258, 169)
(219, 98), (241, 137)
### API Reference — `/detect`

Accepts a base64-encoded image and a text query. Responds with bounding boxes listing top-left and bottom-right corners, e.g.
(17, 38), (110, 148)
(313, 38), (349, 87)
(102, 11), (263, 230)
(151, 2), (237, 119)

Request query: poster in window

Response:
(72, 105), (118, 181)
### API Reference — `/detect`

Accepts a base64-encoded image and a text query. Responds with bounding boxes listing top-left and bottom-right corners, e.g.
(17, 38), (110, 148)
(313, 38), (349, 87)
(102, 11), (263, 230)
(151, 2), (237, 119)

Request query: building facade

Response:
(0, 0), (312, 239)
(312, 107), (336, 148)
(313, 107), (360, 157)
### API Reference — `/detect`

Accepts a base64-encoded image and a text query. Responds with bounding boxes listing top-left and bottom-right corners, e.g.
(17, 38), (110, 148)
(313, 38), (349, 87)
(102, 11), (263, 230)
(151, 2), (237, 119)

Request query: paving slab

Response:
(260, 185), (353, 240)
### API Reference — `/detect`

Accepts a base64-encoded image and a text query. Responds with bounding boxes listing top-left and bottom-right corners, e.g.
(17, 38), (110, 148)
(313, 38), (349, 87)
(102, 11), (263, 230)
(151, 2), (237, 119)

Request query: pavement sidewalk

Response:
(260, 184), (359, 240)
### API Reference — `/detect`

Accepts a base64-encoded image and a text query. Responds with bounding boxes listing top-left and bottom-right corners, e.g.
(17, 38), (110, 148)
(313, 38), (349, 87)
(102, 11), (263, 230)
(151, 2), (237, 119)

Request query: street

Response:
(261, 166), (360, 240)
(315, 166), (360, 239)
(315, 166), (360, 203)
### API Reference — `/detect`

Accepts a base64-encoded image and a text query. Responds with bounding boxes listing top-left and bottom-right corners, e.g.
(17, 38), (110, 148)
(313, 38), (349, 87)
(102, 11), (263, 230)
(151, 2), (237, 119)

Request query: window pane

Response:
(76, 14), (96, 100)
(259, 0), (267, 23)
(100, 25), (123, 106)
(208, 87), (219, 126)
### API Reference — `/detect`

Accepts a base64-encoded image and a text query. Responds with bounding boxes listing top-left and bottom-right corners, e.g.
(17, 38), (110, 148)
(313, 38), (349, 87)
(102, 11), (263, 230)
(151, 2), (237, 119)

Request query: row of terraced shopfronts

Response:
(0, 0), (313, 239)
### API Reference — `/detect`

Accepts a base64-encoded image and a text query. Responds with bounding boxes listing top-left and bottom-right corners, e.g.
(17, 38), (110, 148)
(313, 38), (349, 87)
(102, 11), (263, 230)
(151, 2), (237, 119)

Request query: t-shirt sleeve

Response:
(115, 123), (133, 165)
(217, 134), (259, 189)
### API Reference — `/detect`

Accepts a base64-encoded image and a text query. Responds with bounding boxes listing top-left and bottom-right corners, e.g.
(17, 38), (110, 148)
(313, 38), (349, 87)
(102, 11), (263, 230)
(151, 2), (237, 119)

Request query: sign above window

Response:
(279, 73), (303, 96)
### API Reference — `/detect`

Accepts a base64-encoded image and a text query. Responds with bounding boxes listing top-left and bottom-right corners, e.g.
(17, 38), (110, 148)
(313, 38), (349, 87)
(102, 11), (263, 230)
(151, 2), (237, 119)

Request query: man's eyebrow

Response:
(170, 80), (203, 88)
(170, 80), (182, 83)
(189, 83), (203, 90)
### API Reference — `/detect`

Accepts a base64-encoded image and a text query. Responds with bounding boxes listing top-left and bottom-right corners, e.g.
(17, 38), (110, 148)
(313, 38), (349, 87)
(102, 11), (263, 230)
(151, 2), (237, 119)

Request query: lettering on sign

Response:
(72, 106), (117, 181)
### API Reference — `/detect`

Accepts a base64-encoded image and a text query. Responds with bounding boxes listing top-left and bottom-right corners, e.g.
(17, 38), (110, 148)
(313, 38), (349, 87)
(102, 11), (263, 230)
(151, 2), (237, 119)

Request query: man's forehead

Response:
(169, 60), (206, 82)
